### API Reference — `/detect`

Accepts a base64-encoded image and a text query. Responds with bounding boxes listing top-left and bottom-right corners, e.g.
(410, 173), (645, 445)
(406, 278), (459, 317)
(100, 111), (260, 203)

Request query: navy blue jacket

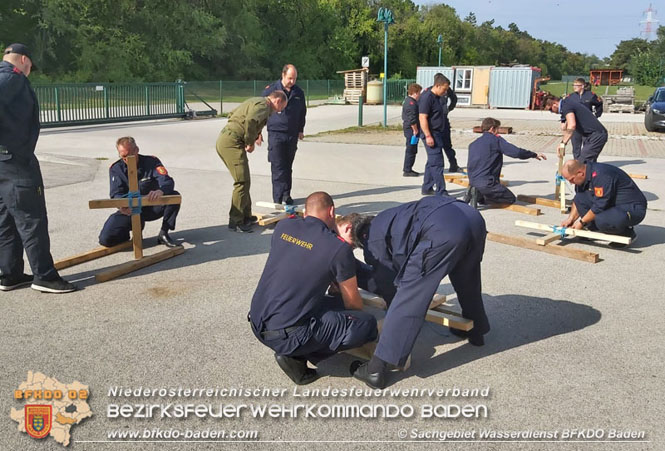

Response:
(580, 163), (647, 214)
(109, 155), (175, 198)
(418, 87), (445, 133)
(360, 196), (459, 291)
(467, 132), (536, 184)
(262, 80), (306, 136)
(0, 61), (40, 165)
(401, 95), (419, 133)
(567, 90), (603, 117)
(250, 216), (356, 332)
(560, 98), (607, 136)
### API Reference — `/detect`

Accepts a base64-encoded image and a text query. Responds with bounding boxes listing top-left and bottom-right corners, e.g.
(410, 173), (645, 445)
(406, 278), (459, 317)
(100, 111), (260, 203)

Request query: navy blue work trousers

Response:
(375, 202), (490, 367)
(268, 132), (298, 204)
(441, 116), (458, 168)
(422, 131), (447, 195)
(472, 177), (516, 205)
(98, 191), (180, 246)
(0, 157), (58, 280)
(253, 297), (378, 364)
(573, 191), (646, 235)
(403, 133), (418, 173)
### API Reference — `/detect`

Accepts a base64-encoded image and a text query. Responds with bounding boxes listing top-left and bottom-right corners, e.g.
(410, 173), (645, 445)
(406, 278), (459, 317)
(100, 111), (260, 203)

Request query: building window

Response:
(455, 69), (473, 92)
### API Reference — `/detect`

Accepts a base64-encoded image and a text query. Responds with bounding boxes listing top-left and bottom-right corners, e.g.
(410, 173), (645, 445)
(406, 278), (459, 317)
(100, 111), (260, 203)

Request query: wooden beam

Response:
(486, 203), (541, 216)
(88, 195), (182, 209)
(425, 309), (474, 331)
(127, 156), (143, 260)
(487, 232), (599, 263)
(517, 194), (569, 209)
(473, 125), (513, 134)
(536, 233), (561, 246)
(445, 176), (508, 187)
(95, 246), (185, 283)
(628, 173), (648, 179)
(360, 290), (447, 311)
(515, 220), (631, 244)
(256, 201), (304, 214)
(54, 241), (132, 270)
(256, 212), (290, 226)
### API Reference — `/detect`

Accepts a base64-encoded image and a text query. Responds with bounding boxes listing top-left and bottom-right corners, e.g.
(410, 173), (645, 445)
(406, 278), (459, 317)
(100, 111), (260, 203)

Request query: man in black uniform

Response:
(418, 73), (449, 196)
(262, 64), (307, 205)
(567, 78), (603, 159)
(438, 77), (460, 172)
(336, 196), (490, 389)
(561, 160), (647, 246)
(98, 137), (179, 248)
(0, 43), (76, 293)
(465, 118), (546, 205)
(401, 83), (422, 177)
(250, 192), (377, 385)
(545, 97), (607, 163)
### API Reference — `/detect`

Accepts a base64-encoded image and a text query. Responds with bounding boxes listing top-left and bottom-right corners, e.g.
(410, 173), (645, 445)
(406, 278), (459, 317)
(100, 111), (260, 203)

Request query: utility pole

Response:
(377, 7), (395, 128)
(437, 35), (443, 66)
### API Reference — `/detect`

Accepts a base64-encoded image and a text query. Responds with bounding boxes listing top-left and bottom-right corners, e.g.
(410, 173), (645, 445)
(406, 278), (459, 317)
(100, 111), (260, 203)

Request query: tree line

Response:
(609, 28), (665, 86)
(0, 0), (649, 84)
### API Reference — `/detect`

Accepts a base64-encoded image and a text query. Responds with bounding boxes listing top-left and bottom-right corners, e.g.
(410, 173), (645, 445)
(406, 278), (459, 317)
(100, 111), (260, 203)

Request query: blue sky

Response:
(417, 1), (662, 58)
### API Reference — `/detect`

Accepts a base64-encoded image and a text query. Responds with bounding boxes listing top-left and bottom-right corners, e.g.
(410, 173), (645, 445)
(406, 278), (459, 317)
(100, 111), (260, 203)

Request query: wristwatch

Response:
(578, 219), (587, 227)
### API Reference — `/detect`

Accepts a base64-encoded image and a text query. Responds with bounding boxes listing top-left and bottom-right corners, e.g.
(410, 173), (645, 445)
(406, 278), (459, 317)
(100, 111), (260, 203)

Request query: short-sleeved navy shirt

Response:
(580, 162), (647, 214)
(560, 98), (606, 136)
(418, 87), (445, 132)
(250, 216), (356, 332)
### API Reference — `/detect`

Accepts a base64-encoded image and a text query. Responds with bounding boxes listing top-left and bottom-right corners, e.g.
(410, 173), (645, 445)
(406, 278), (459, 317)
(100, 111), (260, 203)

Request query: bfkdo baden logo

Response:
(25, 405), (52, 439)
(11, 371), (92, 447)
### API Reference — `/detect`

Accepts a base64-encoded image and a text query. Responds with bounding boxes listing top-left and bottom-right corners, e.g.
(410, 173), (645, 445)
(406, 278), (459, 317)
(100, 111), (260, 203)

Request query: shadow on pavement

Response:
(65, 224), (274, 287)
(409, 293), (602, 381)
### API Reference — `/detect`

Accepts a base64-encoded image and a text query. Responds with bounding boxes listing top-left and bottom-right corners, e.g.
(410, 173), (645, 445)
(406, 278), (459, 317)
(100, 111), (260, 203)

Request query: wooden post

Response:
(515, 220), (631, 245)
(126, 156), (144, 260)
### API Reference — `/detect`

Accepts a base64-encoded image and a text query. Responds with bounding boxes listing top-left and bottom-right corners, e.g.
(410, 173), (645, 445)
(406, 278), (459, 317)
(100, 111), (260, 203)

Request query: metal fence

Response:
(34, 79), (412, 127)
(35, 82), (185, 127)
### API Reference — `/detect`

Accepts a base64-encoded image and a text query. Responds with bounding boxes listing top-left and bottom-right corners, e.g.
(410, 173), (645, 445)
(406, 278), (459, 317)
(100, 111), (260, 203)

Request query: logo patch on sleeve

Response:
(592, 171), (597, 177)
(156, 166), (168, 175)
(594, 187), (604, 197)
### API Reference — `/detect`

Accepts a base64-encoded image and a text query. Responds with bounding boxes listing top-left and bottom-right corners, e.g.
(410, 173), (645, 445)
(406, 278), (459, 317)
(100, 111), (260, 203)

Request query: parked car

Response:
(644, 87), (665, 132)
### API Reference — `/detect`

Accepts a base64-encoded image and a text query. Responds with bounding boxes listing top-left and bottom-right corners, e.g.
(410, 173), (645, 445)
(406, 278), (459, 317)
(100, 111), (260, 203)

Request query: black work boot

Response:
(274, 354), (319, 385)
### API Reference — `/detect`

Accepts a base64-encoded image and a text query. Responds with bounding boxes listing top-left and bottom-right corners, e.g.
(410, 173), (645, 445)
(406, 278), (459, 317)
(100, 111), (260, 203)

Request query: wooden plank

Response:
(126, 156), (143, 260)
(425, 310), (474, 331)
(628, 173), (648, 179)
(536, 233), (561, 246)
(445, 176), (508, 187)
(88, 195), (182, 209)
(555, 146), (564, 199)
(517, 194), (568, 209)
(473, 125), (512, 134)
(95, 246), (185, 283)
(487, 232), (599, 263)
(257, 212), (289, 226)
(54, 241), (133, 270)
(515, 220), (631, 244)
(486, 203), (541, 216)
(360, 290), (446, 311)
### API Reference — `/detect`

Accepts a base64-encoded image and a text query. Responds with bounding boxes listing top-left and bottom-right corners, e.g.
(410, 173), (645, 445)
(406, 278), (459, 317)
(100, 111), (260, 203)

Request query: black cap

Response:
(4, 43), (37, 70)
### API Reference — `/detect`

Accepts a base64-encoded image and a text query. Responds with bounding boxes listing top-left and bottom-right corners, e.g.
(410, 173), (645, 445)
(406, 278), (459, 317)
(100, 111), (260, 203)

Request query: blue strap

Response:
(284, 204), (296, 215)
(552, 225), (567, 239)
(123, 191), (142, 215)
(555, 172), (566, 186)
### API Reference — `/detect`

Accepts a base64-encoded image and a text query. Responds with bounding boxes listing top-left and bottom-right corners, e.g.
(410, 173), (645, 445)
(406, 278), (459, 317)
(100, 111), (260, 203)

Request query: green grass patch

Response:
(542, 81), (658, 104)
(308, 124), (402, 138)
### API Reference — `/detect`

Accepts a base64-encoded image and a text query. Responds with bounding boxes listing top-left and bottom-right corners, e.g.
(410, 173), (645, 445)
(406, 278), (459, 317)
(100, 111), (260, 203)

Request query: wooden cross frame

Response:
(55, 155), (184, 282)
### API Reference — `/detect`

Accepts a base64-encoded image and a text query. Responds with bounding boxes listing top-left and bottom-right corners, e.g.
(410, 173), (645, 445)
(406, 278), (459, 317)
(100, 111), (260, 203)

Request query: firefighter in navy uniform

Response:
(336, 196), (491, 389)
(401, 83), (422, 176)
(98, 137), (180, 248)
(566, 78), (603, 159)
(545, 97), (607, 163)
(418, 73), (449, 196)
(465, 118), (546, 205)
(249, 192), (377, 385)
(561, 160), (646, 247)
(261, 64), (307, 205)
(0, 43), (76, 293)
(439, 78), (460, 172)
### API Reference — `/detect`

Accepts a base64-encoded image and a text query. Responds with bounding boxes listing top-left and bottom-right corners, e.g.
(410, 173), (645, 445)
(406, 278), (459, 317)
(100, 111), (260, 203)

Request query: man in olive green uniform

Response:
(216, 91), (287, 232)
